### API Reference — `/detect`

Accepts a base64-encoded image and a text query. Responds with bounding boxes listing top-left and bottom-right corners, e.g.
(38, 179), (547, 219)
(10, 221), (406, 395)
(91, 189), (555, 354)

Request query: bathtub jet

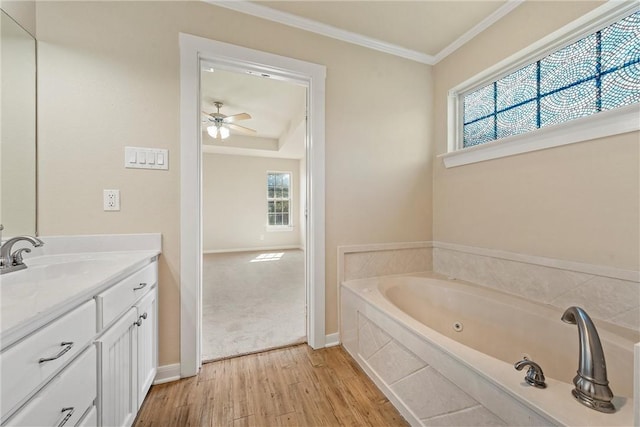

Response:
(561, 306), (615, 413)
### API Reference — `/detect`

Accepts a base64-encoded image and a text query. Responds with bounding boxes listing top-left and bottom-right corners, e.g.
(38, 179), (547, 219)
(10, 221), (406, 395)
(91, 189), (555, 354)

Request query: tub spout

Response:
(561, 306), (615, 413)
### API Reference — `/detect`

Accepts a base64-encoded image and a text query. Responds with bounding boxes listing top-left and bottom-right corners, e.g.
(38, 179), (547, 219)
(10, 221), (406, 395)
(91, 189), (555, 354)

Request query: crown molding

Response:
(433, 0), (526, 63)
(206, 0), (435, 64)
(206, 0), (524, 66)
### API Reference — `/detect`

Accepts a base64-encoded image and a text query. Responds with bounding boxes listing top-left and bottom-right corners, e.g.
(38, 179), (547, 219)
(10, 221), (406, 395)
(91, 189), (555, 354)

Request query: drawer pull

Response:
(56, 407), (75, 427)
(133, 282), (148, 291)
(39, 342), (74, 363)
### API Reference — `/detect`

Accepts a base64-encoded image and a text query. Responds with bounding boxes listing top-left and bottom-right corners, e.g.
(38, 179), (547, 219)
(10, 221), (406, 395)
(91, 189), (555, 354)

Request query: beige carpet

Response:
(202, 249), (306, 362)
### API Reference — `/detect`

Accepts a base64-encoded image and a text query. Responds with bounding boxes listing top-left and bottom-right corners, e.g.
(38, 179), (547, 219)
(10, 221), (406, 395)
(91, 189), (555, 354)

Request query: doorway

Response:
(179, 34), (326, 377)
(200, 66), (307, 361)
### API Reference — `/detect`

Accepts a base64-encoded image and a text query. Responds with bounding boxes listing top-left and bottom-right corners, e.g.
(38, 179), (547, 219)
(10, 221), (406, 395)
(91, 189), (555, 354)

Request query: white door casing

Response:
(179, 33), (326, 377)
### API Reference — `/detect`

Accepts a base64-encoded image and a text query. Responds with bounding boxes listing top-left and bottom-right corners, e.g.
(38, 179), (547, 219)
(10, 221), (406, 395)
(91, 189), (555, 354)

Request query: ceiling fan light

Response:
(219, 126), (230, 139)
(206, 125), (218, 139)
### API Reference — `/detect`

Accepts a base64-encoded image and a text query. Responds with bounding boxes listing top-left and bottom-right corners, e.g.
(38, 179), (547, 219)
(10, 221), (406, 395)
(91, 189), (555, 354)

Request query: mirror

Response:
(0, 10), (37, 237)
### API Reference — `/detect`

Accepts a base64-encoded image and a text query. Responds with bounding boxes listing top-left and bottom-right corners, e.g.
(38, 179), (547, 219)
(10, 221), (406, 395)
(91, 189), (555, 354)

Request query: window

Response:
(267, 172), (292, 228)
(463, 10), (639, 148)
(443, 3), (640, 167)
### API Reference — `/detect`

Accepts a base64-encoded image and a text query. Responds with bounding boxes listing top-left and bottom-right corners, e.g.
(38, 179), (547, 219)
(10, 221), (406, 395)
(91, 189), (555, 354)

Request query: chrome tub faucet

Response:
(514, 359), (546, 388)
(562, 306), (615, 413)
(0, 225), (44, 274)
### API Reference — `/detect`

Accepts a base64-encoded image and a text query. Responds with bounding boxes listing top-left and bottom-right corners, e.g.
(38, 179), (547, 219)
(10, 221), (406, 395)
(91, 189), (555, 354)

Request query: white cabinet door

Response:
(135, 287), (157, 409)
(96, 308), (138, 427)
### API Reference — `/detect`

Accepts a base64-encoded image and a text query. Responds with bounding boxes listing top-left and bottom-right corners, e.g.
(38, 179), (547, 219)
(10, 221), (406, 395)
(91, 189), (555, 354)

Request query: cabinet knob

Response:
(134, 313), (147, 327)
(39, 342), (74, 363)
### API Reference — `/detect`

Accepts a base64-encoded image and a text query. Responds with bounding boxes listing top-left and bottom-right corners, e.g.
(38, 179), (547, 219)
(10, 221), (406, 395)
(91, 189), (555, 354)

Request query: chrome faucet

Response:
(514, 359), (546, 388)
(561, 306), (615, 413)
(0, 227), (44, 274)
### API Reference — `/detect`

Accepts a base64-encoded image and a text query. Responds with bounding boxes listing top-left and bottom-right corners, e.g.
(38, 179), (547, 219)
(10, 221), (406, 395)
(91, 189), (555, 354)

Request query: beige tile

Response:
(367, 339), (426, 384)
(358, 317), (383, 359)
(550, 276), (640, 325)
(391, 366), (477, 420)
(422, 405), (506, 426)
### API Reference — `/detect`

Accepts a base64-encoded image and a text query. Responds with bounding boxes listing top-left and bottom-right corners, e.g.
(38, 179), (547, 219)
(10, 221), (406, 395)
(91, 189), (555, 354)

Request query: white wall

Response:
(202, 154), (301, 252)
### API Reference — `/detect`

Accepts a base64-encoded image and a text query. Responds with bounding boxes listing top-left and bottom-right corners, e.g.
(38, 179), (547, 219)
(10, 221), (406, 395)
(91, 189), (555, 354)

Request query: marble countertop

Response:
(1, 250), (159, 350)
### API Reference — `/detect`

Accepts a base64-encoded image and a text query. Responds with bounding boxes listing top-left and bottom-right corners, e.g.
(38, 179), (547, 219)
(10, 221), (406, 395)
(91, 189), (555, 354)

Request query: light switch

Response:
(124, 146), (168, 170)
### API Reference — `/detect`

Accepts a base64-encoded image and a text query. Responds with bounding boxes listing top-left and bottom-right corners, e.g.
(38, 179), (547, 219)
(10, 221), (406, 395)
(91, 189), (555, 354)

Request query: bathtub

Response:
(340, 272), (639, 426)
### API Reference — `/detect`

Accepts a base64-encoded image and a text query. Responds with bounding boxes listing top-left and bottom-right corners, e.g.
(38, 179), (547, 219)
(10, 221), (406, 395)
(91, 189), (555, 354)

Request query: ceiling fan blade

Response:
(226, 123), (257, 135)
(224, 112), (251, 123)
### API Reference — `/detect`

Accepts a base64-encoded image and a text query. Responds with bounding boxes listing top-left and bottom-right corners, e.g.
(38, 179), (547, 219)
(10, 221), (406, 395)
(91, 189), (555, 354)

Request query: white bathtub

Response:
(340, 272), (639, 426)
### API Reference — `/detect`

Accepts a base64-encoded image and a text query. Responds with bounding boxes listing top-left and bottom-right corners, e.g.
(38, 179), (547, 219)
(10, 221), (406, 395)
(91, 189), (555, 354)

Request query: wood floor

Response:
(134, 344), (408, 427)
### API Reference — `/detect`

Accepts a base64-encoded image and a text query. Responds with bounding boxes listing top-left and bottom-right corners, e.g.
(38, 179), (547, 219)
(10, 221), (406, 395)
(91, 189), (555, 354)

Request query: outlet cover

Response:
(103, 189), (120, 211)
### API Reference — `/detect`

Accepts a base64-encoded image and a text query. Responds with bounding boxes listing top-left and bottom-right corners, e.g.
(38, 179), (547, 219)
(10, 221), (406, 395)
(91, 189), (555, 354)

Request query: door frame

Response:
(179, 33), (326, 377)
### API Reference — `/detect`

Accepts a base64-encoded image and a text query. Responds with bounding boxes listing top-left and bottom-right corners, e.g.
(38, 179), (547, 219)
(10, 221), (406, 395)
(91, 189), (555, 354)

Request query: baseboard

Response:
(325, 332), (340, 347)
(153, 363), (181, 385)
(203, 245), (302, 254)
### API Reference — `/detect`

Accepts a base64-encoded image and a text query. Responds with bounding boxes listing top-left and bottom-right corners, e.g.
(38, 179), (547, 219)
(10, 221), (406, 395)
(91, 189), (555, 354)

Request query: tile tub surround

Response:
(432, 244), (640, 331)
(358, 313), (506, 426)
(338, 242), (433, 283)
(340, 277), (637, 427)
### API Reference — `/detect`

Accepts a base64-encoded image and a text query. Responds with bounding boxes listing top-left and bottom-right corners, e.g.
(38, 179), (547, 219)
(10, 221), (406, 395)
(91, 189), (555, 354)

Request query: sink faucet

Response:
(561, 306), (615, 413)
(0, 228), (44, 274)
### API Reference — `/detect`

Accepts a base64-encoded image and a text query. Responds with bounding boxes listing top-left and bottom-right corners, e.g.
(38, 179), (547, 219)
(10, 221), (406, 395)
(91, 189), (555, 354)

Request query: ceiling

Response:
(201, 67), (307, 159)
(202, 1), (521, 159)
(211, 0), (521, 64)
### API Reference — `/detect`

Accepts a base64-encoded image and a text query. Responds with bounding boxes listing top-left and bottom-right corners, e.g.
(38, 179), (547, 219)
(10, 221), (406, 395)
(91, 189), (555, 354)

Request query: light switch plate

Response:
(125, 146), (168, 170)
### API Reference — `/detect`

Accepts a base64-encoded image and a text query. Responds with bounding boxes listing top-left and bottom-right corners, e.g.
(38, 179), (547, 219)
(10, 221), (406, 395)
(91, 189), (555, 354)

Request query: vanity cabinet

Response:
(1, 256), (159, 427)
(6, 347), (97, 427)
(97, 308), (139, 427)
(96, 287), (157, 427)
(0, 300), (96, 416)
(135, 288), (158, 408)
(96, 264), (158, 427)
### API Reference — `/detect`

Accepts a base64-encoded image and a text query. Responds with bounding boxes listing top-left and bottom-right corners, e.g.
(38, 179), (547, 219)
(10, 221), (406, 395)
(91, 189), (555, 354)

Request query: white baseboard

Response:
(325, 332), (340, 347)
(153, 363), (181, 385)
(203, 245), (303, 254)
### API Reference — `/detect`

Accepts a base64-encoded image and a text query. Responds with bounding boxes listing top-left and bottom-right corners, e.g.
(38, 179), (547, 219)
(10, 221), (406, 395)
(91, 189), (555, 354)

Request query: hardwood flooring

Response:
(134, 344), (408, 427)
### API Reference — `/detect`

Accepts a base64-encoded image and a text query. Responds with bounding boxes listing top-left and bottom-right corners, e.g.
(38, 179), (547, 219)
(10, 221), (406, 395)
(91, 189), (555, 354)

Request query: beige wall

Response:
(1, 0), (35, 37)
(36, 1), (433, 365)
(432, 0), (640, 271)
(202, 154), (301, 252)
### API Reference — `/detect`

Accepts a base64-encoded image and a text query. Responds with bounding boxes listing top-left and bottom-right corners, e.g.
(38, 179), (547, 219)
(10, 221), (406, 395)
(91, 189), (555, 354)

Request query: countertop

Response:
(1, 250), (159, 350)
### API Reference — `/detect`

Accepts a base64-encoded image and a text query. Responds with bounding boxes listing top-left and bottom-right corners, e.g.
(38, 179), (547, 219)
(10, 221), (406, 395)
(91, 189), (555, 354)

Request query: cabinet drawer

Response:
(96, 262), (157, 330)
(6, 347), (97, 427)
(0, 300), (96, 419)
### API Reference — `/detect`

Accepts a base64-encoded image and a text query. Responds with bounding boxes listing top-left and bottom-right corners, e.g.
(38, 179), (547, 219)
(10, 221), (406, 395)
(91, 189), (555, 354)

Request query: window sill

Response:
(439, 104), (640, 168)
(266, 226), (294, 233)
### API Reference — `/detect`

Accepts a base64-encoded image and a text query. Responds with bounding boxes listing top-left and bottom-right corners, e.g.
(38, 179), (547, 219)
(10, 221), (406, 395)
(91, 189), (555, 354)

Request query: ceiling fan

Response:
(202, 101), (256, 140)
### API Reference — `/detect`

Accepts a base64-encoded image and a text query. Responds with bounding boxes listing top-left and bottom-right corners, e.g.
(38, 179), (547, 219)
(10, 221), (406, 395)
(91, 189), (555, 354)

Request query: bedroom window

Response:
(267, 171), (292, 229)
(444, 3), (640, 168)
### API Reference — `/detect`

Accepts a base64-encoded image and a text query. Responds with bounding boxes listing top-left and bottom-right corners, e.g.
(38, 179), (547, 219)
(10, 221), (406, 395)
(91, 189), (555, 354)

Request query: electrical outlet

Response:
(103, 189), (120, 211)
